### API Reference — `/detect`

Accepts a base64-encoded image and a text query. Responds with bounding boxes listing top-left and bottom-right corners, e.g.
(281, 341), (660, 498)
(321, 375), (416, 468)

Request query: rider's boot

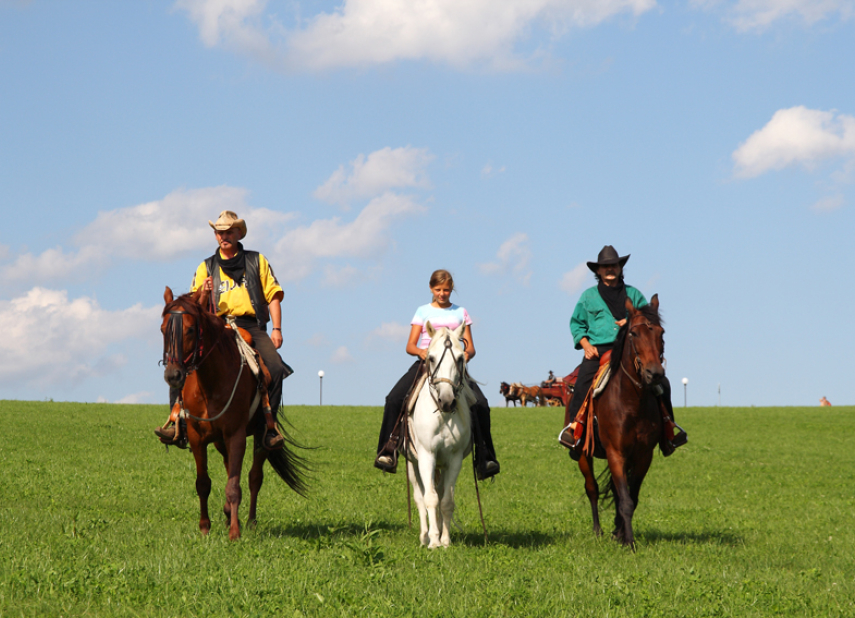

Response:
(658, 395), (687, 456)
(262, 394), (285, 450)
(374, 416), (403, 473)
(471, 409), (500, 481)
(155, 401), (186, 446)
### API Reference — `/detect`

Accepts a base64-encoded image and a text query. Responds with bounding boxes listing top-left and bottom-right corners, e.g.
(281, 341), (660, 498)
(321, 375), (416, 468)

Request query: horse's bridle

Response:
(162, 309), (219, 375)
(426, 336), (466, 412)
(620, 314), (665, 391)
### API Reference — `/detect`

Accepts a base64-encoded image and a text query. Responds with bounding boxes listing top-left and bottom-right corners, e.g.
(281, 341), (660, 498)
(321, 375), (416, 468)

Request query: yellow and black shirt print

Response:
(190, 253), (283, 318)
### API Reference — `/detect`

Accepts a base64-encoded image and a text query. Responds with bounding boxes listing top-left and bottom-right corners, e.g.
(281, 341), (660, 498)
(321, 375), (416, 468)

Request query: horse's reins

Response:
(619, 315), (663, 391)
(426, 336), (466, 412)
(162, 307), (249, 424)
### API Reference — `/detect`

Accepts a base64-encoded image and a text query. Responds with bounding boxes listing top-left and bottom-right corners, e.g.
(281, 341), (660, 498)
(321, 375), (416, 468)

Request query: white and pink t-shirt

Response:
(411, 303), (472, 349)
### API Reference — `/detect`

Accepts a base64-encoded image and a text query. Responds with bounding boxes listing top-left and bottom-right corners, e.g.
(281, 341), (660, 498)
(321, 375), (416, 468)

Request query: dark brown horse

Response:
(574, 294), (666, 549)
(161, 287), (307, 540)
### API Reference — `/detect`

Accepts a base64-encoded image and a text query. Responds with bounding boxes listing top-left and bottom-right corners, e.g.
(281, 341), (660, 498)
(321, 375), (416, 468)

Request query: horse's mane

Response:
(609, 304), (663, 375)
(164, 293), (229, 340)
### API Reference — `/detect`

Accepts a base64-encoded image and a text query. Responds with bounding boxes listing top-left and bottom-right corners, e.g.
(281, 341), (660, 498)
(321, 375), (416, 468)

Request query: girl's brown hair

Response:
(429, 269), (454, 301)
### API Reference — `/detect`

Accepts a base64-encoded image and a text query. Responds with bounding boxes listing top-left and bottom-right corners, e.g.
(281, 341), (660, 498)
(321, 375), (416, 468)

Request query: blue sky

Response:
(1, 0), (852, 408)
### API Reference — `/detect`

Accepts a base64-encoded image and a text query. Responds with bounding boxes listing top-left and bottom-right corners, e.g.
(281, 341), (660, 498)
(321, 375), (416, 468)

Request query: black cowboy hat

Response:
(587, 245), (630, 273)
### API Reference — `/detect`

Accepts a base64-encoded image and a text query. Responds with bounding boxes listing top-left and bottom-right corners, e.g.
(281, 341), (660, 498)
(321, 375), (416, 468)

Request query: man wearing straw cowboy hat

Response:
(560, 245), (687, 459)
(155, 210), (290, 450)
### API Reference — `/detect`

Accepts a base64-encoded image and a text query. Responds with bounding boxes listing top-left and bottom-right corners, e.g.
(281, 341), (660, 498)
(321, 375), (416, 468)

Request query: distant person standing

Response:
(820, 397), (832, 407)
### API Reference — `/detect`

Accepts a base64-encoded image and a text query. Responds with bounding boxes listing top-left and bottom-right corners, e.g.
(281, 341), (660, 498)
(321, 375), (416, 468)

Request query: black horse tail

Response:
(266, 421), (311, 497)
(597, 465), (636, 507)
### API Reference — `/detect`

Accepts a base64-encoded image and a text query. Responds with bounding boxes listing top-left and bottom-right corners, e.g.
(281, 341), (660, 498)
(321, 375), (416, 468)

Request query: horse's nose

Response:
(164, 365), (185, 387)
(644, 365), (665, 385)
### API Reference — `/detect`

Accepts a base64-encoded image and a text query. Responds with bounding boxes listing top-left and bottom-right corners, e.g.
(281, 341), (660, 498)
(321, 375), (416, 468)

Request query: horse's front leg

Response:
(416, 452), (442, 548)
(224, 431), (247, 541)
(577, 454), (601, 537)
(247, 438), (266, 527)
(439, 457), (464, 547)
(190, 441), (212, 535)
(606, 454), (635, 549)
(406, 456), (429, 546)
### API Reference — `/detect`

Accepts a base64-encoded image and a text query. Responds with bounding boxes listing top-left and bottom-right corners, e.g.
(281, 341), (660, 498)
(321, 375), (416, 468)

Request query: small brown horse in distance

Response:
(161, 287), (307, 540)
(518, 384), (544, 407)
(572, 294), (667, 549)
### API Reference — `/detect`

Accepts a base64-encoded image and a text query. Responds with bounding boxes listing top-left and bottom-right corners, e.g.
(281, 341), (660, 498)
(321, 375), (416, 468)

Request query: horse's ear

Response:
(452, 323), (466, 341)
(625, 297), (636, 315)
(191, 287), (205, 306)
(650, 293), (659, 312)
(426, 321), (436, 337)
(197, 287), (211, 311)
(164, 286), (174, 305)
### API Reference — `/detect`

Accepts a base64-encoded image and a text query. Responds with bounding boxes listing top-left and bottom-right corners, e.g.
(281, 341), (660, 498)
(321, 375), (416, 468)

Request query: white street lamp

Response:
(318, 370), (325, 406)
(682, 377), (688, 408)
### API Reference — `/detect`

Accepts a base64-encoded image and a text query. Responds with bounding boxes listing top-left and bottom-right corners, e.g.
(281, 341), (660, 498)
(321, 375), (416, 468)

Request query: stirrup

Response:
(476, 460), (500, 481)
(374, 452), (397, 474)
(263, 430), (285, 451)
(154, 423), (187, 449)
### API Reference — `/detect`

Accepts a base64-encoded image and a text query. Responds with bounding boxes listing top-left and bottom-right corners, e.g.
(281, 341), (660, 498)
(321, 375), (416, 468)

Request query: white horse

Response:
(406, 322), (477, 548)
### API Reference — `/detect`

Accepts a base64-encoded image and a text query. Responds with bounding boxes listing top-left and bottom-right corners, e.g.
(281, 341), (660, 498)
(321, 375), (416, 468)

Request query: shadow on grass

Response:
(454, 529), (563, 549)
(639, 529), (744, 546)
(260, 520), (409, 540)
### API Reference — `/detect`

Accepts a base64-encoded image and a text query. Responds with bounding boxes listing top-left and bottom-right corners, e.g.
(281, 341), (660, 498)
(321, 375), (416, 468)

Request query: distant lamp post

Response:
(682, 377), (689, 408)
(318, 370), (325, 406)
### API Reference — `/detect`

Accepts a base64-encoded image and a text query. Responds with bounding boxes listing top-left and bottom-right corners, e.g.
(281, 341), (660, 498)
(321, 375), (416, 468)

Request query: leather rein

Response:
(426, 336), (467, 412)
(619, 314), (665, 391)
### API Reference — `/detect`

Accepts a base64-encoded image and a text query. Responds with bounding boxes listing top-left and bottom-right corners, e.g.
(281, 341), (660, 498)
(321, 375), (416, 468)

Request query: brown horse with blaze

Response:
(161, 286), (307, 540)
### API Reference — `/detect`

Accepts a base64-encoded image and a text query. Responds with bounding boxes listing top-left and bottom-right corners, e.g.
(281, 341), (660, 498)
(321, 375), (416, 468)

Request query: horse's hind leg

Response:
(247, 439), (266, 527)
(190, 442), (212, 535)
(577, 455), (601, 537)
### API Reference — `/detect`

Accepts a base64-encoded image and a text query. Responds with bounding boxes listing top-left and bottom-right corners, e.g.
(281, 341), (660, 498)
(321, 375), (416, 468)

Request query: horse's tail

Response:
(597, 465), (615, 507)
(267, 421), (311, 497)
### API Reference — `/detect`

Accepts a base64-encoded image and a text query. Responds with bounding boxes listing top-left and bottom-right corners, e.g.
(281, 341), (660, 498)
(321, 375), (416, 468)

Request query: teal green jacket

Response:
(570, 285), (648, 349)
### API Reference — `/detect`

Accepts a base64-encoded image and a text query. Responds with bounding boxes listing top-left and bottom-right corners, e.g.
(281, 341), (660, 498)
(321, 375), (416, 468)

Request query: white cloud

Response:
(273, 192), (426, 281)
(481, 163), (507, 178)
(1, 186), (293, 285)
(314, 147), (433, 208)
(367, 321), (411, 344)
(321, 264), (363, 287)
(331, 345), (354, 364)
(177, 0), (657, 71)
(304, 333), (331, 347)
(115, 392), (154, 404)
(811, 194), (846, 212)
(0, 288), (160, 388)
(703, 0), (855, 31)
(732, 106), (855, 178)
(478, 232), (532, 285)
(559, 262), (590, 294)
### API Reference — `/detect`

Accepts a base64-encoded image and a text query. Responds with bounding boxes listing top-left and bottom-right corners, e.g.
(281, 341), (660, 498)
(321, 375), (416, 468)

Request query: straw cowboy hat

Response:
(208, 210), (247, 240)
(587, 245), (630, 273)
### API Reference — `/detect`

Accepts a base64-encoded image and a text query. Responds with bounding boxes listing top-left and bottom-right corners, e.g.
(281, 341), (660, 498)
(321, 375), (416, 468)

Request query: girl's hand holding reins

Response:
(204, 276), (214, 291)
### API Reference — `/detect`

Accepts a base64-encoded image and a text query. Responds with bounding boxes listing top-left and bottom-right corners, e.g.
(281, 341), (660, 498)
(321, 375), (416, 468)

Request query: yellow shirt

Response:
(190, 252), (284, 318)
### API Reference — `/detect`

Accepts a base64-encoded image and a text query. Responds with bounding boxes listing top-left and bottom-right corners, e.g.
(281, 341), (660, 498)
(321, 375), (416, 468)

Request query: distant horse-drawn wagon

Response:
(539, 368), (579, 407)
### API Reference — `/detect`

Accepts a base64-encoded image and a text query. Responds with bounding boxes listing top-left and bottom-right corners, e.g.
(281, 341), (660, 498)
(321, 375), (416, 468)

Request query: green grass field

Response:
(0, 400), (853, 617)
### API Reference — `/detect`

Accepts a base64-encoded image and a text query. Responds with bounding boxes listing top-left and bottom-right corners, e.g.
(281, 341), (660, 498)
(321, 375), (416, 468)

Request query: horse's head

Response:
(425, 321), (468, 413)
(161, 286), (210, 390)
(500, 382), (510, 395)
(624, 294), (666, 387)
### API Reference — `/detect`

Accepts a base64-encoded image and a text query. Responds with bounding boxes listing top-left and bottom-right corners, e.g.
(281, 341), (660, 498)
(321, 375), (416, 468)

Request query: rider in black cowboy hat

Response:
(561, 245), (687, 459)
